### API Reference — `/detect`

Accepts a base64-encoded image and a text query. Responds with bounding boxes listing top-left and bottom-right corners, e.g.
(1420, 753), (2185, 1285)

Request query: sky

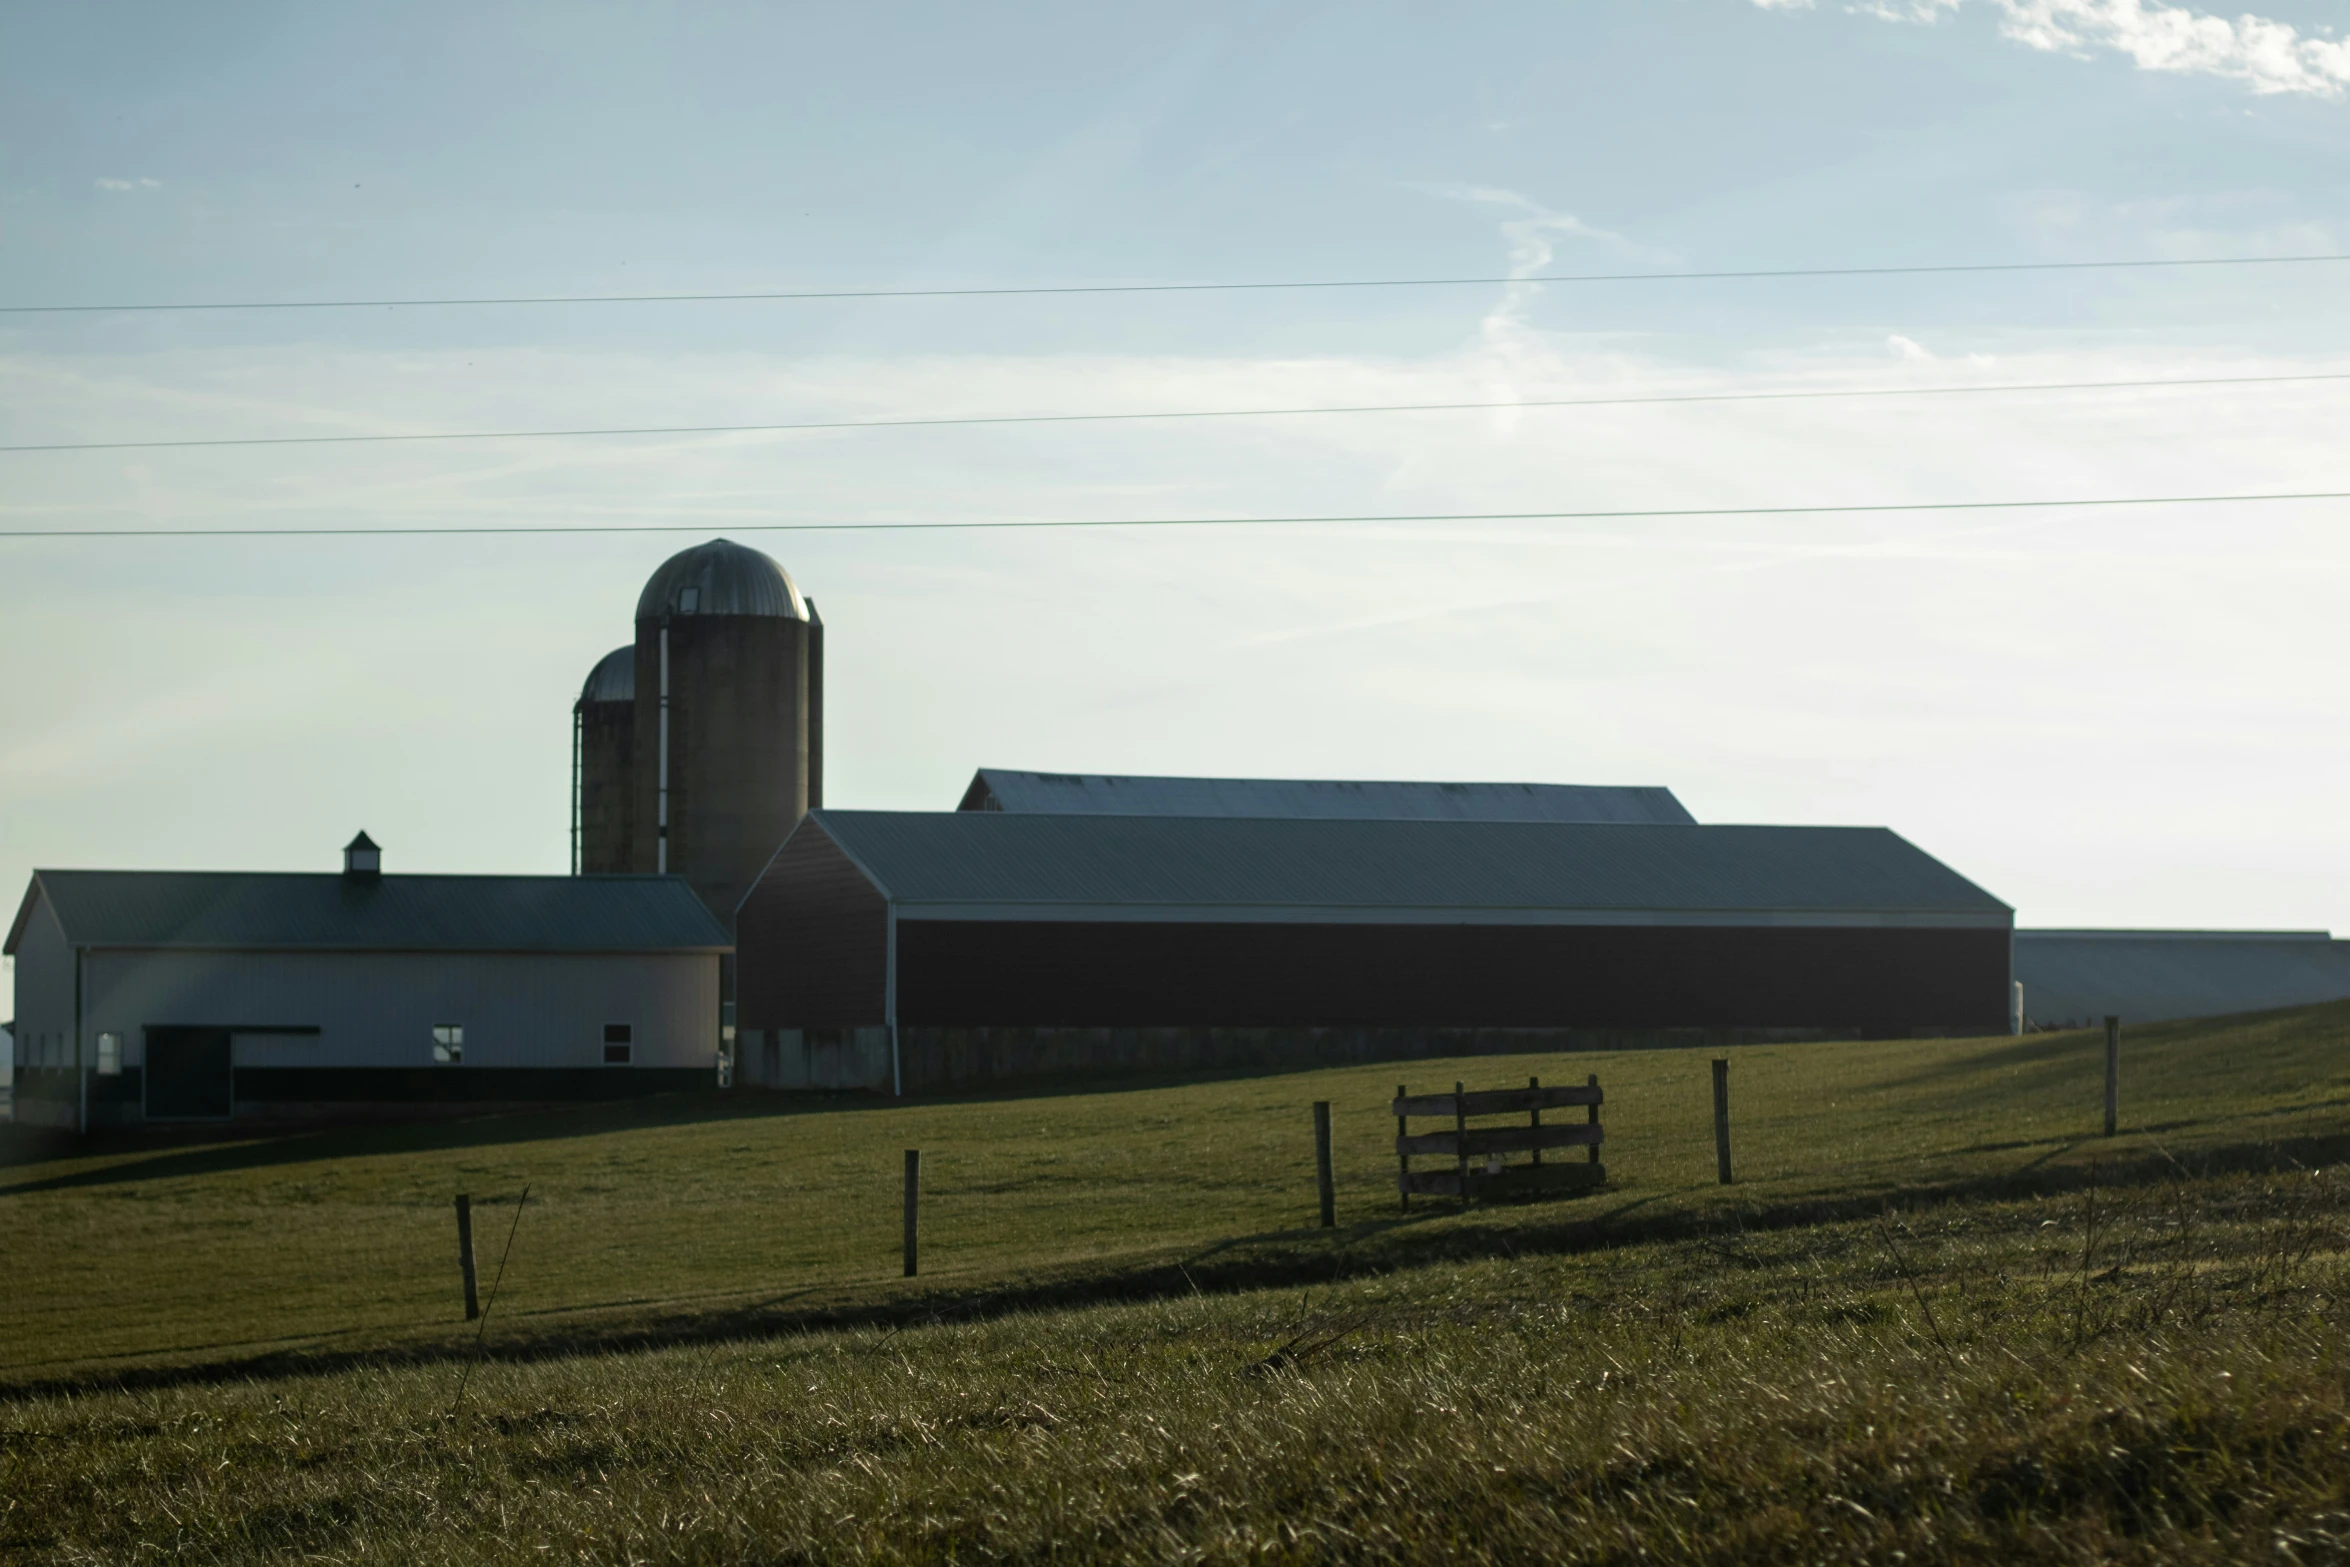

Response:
(3, 0), (2349, 948)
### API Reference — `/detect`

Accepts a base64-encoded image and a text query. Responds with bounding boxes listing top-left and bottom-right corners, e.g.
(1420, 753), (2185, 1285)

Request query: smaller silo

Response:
(574, 646), (637, 875)
(807, 598), (824, 810)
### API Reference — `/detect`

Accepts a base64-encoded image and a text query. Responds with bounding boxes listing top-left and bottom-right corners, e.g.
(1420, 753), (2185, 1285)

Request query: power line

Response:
(8, 369), (2347, 456)
(6, 253), (2349, 316)
(4, 488), (2343, 540)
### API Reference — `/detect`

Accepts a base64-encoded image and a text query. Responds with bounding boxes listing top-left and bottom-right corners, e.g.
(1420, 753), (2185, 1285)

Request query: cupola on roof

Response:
(577, 646), (635, 706)
(634, 538), (806, 622)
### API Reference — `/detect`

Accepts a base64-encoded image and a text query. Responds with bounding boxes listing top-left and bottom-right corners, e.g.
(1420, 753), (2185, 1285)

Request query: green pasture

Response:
(2, 1003), (2344, 1389)
(6, 1154), (2345, 1564)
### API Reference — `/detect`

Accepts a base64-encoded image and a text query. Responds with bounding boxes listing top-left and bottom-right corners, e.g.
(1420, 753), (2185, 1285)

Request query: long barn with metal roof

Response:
(6, 833), (730, 1130)
(735, 810), (2011, 1093)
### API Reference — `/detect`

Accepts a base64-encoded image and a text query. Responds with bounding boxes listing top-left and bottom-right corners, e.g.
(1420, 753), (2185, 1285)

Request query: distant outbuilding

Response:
(6, 834), (730, 1131)
(2014, 929), (2350, 1027)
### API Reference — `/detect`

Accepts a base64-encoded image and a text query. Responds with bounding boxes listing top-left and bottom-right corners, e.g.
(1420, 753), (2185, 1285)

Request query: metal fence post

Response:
(454, 1193), (480, 1321)
(903, 1149), (920, 1277)
(1711, 1059), (1733, 1185)
(1313, 1101), (1336, 1228)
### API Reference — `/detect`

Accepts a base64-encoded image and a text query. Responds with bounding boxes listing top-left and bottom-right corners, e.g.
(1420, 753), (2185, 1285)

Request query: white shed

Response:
(5, 835), (731, 1130)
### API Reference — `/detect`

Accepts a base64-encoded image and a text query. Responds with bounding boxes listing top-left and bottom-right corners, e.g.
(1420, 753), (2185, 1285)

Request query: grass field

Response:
(4, 1005), (2345, 1389)
(3, 1007), (2347, 1562)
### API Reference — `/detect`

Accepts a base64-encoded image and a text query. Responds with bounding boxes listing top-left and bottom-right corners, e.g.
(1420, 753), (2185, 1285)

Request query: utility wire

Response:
(7, 369), (2347, 456)
(5, 489), (2344, 541)
(6, 253), (2349, 315)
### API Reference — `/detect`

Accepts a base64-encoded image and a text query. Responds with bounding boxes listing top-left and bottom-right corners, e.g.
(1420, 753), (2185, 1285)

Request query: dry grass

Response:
(1, 1006), (2346, 1561)
(1, 1161), (2343, 1563)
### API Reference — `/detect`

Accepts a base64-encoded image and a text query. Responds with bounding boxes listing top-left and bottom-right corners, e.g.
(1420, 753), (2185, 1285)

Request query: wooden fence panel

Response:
(1392, 1085), (1602, 1118)
(1396, 1122), (1604, 1158)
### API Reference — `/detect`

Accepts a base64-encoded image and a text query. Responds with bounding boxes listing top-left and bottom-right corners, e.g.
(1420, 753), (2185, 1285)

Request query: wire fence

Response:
(1, 1017), (2325, 1383)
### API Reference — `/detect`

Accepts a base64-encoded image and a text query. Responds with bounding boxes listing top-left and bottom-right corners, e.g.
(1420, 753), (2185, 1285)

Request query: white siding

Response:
(11, 890), (74, 1061)
(8, 890), (78, 1124)
(82, 949), (719, 1072)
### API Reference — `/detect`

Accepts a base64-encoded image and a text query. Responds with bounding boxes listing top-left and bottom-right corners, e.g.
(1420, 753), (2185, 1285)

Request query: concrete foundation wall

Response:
(737, 1026), (893, 1091)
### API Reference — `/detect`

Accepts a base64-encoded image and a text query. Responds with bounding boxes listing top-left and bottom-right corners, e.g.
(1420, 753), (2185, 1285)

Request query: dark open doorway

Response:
(144, 1027), (232, 1120)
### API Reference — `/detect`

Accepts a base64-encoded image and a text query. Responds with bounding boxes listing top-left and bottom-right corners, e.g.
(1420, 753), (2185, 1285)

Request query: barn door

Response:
(144, 1027), (233, 1119)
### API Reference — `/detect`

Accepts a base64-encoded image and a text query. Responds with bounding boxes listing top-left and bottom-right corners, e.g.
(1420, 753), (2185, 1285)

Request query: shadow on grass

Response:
(0, 1058), (1448, 1190)
(0, 1036), (1863, 1194)
(0, 1091), (864, 1193)
(1874, 1002), (2350, 1097)
(7, 1127), (2345, 1408)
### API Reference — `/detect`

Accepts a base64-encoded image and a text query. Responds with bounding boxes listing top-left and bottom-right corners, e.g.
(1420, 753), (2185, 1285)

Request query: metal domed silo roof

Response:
(577, 646), (635, 706)
(634, 538), (806, 622)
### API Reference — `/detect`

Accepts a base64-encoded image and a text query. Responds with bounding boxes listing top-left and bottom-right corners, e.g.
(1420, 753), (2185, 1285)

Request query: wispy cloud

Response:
(94, 177), (162, 191)
(1433, 188), (1679, 421)
(1441, 186), (1662, 278)
(1755, 0), (2350, 98)
(6, 323), (2349, 922)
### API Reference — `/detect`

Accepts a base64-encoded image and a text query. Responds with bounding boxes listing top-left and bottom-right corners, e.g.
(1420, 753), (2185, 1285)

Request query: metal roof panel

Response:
(814, 811), (2008, 921)
(960, 770), (1696, 825)
(16, 871), (733, 954)
(577, 645), (635, 705)
(634, 538), (807, 622)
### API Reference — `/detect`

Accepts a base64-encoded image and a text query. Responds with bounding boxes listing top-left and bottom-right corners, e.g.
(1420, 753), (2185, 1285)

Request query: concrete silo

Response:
(629, 539), (824, 926)
(572, 647), (637, 874)
(807, 598), (824, 810)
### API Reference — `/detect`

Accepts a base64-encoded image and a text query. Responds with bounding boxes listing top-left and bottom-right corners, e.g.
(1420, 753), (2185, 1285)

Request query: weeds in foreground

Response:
(4, 1163), (2345, 1565)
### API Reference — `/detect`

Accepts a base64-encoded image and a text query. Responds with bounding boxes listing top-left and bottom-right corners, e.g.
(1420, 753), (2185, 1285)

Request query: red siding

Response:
(734, 823), (888, 1028)
(894, 919), (2008, 1034)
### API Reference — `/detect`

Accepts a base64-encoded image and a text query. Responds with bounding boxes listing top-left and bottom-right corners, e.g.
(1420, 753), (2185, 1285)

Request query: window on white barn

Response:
(432, 1024), (464, 1065)
(96, 1033), (121, 1076)
(602, 1023), (632, 1065)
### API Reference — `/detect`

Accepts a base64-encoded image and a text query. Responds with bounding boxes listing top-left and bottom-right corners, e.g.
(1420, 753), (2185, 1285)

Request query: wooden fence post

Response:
(454, 1193), (480, 1321)
(1396, 1084), (1410, 1213)
(2103, 1016), (2120, 1138)
(903, 1149), (920, 1278)
(1313, 1101), (1336, 1228)
(1528, 1077), (1543, 1168)
(1711, 1059), (1733, 1186)
(1454, 1080), (1469, 1206)
(1587, 1073), (1601, 1165)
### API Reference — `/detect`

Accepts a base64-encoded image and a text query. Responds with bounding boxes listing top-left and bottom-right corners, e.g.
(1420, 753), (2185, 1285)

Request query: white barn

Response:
(5, 835), (730, 1130)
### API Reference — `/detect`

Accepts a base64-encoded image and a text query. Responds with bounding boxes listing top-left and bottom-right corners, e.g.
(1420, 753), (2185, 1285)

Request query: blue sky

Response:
(3, 0), (2348, 939)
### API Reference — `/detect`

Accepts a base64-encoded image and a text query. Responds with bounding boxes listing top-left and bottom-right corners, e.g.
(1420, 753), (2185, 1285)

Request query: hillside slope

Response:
(2, 1003), (2344, 1391)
